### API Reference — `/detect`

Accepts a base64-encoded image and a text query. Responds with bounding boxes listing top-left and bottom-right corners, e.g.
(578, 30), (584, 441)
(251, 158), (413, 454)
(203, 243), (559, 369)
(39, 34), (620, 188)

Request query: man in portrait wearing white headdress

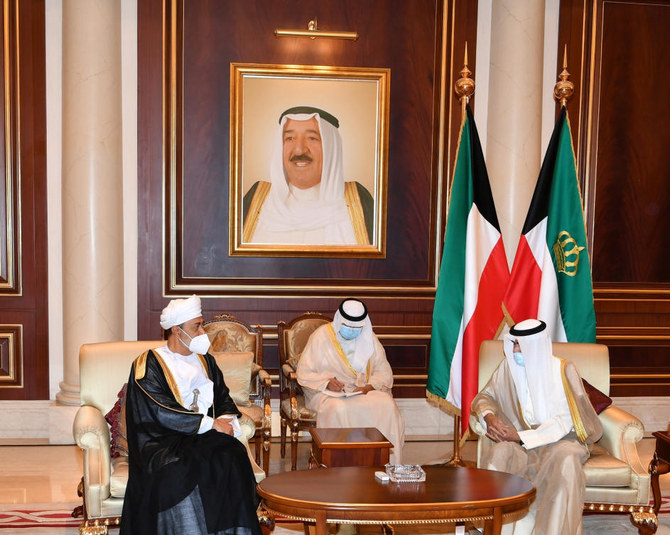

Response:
(121, 295), (262, 535)
(242, 106), (374, 245)
(470, 319), (603, 535)
(296, 298), (405, 463)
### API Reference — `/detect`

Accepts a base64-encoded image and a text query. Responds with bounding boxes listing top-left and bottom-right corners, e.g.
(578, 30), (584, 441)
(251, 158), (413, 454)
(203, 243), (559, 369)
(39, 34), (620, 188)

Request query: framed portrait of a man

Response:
(229, 63), (389, 257)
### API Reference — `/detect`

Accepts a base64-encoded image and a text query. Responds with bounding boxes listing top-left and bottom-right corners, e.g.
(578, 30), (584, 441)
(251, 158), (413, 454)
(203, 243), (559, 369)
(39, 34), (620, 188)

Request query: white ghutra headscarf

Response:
(252, 106), (356, 244)
(503, 319), (569, 424)
(333, 298), (375, 373)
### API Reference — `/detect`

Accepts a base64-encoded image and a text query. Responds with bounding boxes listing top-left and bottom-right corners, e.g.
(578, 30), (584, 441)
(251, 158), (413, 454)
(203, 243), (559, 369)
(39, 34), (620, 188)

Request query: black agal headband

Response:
(510, 320), (547, 337)
(279, 106), (339, 128)
(338, 298), (368, 322)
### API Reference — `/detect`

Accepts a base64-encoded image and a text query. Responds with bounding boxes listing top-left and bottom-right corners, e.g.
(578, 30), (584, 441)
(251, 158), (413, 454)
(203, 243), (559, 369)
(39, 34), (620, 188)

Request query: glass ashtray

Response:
(384, 464), (426, 483)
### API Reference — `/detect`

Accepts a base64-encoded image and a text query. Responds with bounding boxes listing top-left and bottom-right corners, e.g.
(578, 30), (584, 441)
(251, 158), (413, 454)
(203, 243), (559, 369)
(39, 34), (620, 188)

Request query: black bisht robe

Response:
(120, 349), (261, 535)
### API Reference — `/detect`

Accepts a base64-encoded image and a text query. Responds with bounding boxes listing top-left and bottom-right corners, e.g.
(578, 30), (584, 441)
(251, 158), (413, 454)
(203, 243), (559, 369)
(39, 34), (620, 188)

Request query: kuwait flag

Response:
(427, 105), (509, 438)
(502, 106), (595, 343)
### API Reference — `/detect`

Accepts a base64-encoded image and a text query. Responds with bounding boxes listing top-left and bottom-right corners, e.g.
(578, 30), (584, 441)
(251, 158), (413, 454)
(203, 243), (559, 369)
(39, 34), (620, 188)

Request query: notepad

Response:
(323, 389), (363, 398)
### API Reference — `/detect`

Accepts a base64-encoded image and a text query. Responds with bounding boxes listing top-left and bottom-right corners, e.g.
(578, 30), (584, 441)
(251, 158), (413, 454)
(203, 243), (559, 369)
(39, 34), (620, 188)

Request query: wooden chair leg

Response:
(263, 427), (271, 475)
(73, 478), (85, 518)
(630, 509), (659, 535)
(280, 417), (287, 458)
(291, 423), (299, 471)
(255, 431), (262, 464)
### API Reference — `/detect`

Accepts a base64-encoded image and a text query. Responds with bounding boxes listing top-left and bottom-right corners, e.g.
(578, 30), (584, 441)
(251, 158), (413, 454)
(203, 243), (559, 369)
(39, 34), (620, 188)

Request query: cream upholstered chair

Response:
(277, 311), (331, 470)
(472, 340), (656, 534)
(72, 340), (260, 535)
(203, 313), (272, 474)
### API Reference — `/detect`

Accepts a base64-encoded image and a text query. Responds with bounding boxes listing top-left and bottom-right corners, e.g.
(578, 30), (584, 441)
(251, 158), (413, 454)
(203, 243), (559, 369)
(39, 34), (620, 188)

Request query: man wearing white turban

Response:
(470, 319), (603, 535)
(121, 295), (262, 535)
(242, 106), (374, 245)
(297, 298), (405, 463)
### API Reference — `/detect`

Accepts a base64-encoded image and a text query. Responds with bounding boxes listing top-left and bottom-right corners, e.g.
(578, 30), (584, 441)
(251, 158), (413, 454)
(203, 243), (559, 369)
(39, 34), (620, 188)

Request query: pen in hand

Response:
(327, 377), (345, 392)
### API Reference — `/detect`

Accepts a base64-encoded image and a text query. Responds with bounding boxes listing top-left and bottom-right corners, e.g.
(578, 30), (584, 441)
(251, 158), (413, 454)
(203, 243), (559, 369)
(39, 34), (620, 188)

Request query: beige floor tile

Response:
(0, 436), (667, 535)
(0, 445), (82, 505)
(0, 436), (668, 506)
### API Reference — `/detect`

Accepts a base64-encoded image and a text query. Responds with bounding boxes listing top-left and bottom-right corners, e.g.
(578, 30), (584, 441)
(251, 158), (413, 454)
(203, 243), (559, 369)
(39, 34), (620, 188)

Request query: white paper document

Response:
(323, 388), (363, 398)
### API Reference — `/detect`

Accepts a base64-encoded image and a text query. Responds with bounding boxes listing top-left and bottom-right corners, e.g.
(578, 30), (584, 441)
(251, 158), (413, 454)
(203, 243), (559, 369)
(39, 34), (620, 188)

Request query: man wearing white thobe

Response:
(470, 319), (603, 535)
(297, 298), (405, 464)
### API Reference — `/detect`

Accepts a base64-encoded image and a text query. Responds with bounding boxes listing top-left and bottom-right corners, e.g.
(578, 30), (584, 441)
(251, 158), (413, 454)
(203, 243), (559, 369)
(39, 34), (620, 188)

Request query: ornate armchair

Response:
(73, 340), (262, 534)
(204, 313), (272, 475)
(471, 340), (656, 534)
(277, 312), (331, 470)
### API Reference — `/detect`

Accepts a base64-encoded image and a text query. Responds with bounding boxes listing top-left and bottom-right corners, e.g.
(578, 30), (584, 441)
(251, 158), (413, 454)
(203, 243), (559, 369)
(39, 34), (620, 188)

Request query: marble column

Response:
(57, 0), (123, 405)
(486, 0), (546, 265)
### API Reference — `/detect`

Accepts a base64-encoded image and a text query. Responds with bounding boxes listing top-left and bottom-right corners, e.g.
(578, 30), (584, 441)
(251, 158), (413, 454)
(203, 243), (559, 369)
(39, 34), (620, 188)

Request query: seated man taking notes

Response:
(296, 298), (405, 463)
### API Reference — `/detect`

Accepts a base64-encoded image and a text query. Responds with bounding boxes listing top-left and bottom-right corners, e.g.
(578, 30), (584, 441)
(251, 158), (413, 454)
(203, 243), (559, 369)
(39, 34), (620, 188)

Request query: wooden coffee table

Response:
(257, 465), (535, 534)
(309, 427), (392, 468)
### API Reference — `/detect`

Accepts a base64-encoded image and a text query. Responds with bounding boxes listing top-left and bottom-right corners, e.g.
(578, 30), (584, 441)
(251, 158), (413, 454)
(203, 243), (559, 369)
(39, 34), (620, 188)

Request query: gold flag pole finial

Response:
(554, 45), (574, 107)
(454, 42), (475, 113)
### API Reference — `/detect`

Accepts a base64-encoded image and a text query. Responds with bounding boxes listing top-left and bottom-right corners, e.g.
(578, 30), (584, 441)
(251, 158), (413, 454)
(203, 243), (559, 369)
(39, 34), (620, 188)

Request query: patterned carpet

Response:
(0, 502), (667, 535)
(0, 503), (81, 532)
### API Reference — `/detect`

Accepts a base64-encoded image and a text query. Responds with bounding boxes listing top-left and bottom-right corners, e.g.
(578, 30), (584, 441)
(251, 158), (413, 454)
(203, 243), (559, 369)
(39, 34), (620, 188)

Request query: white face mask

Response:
(179, 327), (210, 355)
(513, 351), (525, 367)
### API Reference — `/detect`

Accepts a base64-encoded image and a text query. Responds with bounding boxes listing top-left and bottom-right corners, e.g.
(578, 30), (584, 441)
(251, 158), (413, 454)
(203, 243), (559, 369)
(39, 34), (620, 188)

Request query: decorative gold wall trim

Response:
(595, 291), (670, 299)
(0, 324), (23, 387)
(377, 334), (431, 340)
(164, 0), (179, 299)
(598, 335), (670, 342)
(0, 0), (21, 295)
(163, 283), (441, 297)
(433, 0), (451, 285)
(582, 0), (599, 248)
(394, 374), (428, 380)
(611, 374), (670, 381)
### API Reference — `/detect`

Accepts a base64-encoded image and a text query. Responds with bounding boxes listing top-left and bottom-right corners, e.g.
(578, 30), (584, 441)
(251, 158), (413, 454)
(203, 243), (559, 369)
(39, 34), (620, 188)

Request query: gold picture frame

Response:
(229, 63), (389, 257)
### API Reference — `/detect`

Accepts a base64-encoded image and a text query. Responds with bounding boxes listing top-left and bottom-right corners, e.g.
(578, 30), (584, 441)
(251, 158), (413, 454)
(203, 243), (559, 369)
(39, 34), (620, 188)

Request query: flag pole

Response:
(442, 44), (475, 468)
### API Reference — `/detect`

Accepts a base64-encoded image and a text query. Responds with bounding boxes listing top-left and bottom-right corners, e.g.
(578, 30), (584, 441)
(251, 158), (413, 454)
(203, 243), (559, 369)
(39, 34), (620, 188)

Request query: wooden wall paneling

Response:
(380, 334), (432, 398)
(174, 1), (439, 289)
(0, 0), (48, 399)
(591, 2), (670, 283)
(608, 346), (670, 396)
(0, 324), (22, 387)
(0, 0), (18, 293)
(559, 0), (670, 396)
(138, 0), (480, 393)
(137, 0), (165, 339)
